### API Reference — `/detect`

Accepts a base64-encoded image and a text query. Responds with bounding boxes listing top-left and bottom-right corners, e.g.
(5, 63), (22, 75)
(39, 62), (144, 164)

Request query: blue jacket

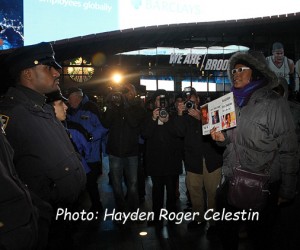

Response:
(67, 95), (108, 163)
(65, 121), (91, 174)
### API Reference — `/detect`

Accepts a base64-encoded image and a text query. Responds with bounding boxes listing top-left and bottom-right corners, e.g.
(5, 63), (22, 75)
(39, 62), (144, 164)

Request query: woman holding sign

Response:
(210, 51), (298, 250)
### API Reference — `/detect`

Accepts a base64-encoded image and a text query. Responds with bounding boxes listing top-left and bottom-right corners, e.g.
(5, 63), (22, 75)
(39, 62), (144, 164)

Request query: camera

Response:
(183, 86), (196, 110)
(114, 85), (129, 95)
(184, 100), (195, 110)
(159, 94), (168, 118)
(183, 86), (193, 96)
(111, 92), (123, 106)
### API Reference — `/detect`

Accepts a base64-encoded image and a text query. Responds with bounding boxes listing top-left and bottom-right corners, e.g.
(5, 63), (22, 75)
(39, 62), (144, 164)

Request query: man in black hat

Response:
(0, 42), (86, 249)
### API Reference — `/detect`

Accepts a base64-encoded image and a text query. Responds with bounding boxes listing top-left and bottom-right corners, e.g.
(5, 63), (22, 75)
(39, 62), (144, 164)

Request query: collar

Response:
(16, 85), (46, 107)
(231, 79), (266, 107)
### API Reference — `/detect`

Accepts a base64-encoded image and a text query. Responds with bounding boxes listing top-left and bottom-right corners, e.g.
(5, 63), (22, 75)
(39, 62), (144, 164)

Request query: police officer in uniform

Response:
(0, 42), (86, 249)
(0, 120), (38, 249)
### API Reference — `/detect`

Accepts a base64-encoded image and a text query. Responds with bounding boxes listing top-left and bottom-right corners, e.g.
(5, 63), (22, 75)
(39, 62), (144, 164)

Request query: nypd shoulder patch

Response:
(0, 114), (10, 130)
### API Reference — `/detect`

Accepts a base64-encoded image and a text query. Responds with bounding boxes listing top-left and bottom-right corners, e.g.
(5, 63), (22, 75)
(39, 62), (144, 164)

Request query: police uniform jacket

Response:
(0, 125), (38, 249)
(0, 86), (86, 206)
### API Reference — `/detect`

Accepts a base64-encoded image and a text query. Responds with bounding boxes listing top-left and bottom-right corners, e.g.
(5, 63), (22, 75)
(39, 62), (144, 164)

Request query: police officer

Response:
(45, 89), (92, 176)
(0, 120), (38, 249)
(0, 42), (86, 249)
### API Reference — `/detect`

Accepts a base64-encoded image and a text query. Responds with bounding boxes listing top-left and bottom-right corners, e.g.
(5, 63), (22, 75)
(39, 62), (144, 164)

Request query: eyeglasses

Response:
(231, 67), (250, 75)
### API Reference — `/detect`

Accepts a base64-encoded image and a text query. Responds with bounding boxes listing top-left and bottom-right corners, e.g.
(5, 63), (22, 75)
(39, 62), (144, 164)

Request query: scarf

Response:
(231, 79), (266, 107)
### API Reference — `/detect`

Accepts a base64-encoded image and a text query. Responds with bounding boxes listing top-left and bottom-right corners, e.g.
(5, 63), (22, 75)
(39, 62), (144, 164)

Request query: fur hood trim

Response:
(228, 51), (278, 89)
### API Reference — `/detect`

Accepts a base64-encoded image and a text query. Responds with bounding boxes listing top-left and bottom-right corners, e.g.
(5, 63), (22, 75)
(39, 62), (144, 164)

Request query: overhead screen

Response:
(0, 0), (300, 49)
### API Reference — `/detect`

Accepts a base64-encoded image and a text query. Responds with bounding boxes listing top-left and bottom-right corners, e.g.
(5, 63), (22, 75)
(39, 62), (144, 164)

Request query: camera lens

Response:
(185, 100), (194, 110)
(159, 108), (168, 118)
(111, 92), (122, 106)
(112, 94), (121, 102)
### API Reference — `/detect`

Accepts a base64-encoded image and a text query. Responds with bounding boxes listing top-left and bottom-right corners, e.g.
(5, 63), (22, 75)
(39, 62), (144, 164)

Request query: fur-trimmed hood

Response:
(277, 77), (289, 99)
(228, 51), (278, 89)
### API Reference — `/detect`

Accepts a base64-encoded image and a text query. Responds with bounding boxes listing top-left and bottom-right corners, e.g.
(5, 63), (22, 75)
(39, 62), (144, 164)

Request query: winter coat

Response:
(101, 101), (146, 157)
(141, 112), (183, 176)
(174, 114), (204, 174)
(174, 114), (223, 174)
(0, 86), (86, 206)
(67, 95), (108, 163)
(65, 121), (92, 174)
(0, 127), (38, 250)
(218, 52), (298, 200)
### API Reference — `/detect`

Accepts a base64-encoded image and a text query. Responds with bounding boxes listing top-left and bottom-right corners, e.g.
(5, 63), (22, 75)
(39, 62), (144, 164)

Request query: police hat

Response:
(5, 42), (61, 75)
(45, 90), (68, 104)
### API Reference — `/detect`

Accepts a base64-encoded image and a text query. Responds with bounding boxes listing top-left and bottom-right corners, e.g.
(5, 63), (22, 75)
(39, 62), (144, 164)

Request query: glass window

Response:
(140, 79), (157, 91)
(193, 82), (207, 92)
(208, 82), (216, 92)
(182, 79), (192, 91)
(181, 78), (217, 92)
(158, 80), (174, 91)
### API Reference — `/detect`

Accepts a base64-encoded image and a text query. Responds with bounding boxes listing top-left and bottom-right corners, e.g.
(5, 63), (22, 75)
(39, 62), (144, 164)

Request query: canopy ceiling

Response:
(51, 12), (300, 62)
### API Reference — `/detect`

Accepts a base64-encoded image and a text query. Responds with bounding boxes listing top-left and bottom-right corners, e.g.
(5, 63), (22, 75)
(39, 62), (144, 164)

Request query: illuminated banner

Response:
(0, 0), (24, 50)
(169, 53), (230, 70)
(24, 0), (300, 46)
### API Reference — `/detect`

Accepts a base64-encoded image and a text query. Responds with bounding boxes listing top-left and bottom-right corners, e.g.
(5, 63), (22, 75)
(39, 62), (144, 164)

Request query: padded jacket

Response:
(218, 52), (299, 200)
(67, 95), (108, 163)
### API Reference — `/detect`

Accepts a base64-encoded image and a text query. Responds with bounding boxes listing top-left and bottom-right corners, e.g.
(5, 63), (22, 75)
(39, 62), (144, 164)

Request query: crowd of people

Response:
(0, 42), (299, 250)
